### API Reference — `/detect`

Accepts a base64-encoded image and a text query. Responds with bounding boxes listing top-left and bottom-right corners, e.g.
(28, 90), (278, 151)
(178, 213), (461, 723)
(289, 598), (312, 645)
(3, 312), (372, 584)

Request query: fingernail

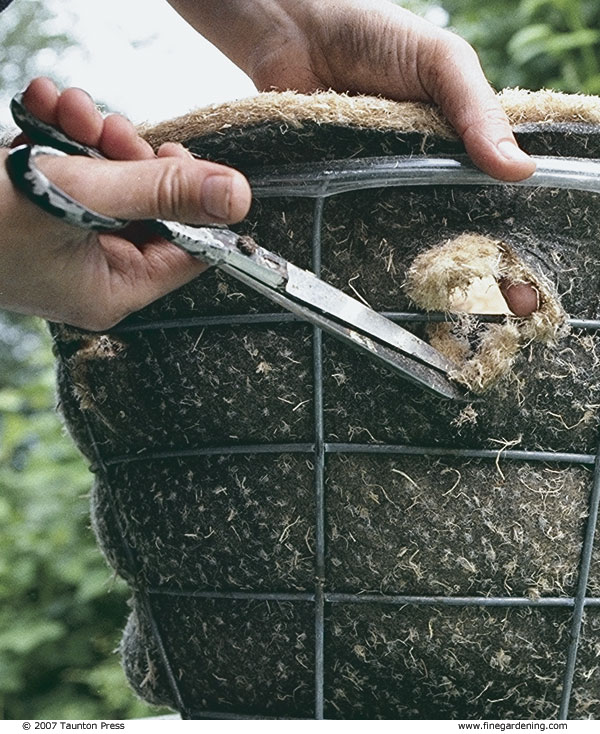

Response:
(202, 175), (234, 220)
(497, 140), (532, 164)
(203, 173), (248, 221)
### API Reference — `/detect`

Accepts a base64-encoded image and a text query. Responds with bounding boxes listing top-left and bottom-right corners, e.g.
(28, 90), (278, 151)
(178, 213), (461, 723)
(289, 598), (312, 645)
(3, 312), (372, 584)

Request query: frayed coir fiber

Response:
(52, 90), (600, 720)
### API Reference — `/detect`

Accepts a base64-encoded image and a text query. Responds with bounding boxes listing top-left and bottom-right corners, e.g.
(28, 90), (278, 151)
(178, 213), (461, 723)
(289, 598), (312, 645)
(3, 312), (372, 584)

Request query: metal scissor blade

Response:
(155, 226), (458, 392)
(8, 90), (460, 397)
(283, 264), (455, 374)
(221, 263), (463, 400)
(153, 221), (456, 386)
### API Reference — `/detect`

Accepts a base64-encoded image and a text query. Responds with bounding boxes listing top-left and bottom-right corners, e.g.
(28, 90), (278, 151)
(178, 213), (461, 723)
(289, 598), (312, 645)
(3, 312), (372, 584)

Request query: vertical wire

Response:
(50, 177), (600, 721)
(53, 338), (190, 718)
(312, 196), (326, 719)
(559, 438), (600, 719)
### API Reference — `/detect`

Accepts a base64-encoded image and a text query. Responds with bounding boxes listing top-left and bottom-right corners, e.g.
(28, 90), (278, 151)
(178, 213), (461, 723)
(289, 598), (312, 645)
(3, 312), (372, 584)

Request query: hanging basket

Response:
(52, 89), (600, 719)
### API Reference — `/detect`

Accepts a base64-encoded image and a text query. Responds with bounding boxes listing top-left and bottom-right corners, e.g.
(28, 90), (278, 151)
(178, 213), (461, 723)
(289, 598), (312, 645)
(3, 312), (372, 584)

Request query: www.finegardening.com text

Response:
(459, 723), (568, 731)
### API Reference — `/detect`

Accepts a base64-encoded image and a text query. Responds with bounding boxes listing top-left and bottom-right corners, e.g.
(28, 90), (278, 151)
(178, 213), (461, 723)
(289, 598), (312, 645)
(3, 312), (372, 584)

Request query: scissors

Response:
(6, 91), (467, 400)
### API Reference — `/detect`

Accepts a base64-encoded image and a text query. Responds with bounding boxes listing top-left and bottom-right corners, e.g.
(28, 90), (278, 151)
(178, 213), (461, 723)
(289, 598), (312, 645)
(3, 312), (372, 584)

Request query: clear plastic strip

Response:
(248, 154), (600, 198)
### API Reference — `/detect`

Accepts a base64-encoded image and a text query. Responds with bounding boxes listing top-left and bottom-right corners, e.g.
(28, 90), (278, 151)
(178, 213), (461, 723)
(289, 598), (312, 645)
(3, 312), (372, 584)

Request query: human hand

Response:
(169, 0), (535, 183)
(168, 0), (538, 315)
(251, 0), (537, 182)
(1, 77), (251, 329)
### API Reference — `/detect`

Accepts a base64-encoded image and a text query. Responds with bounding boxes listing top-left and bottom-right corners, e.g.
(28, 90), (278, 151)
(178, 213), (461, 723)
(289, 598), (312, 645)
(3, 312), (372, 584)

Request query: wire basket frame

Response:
(55, 160), (600, 720)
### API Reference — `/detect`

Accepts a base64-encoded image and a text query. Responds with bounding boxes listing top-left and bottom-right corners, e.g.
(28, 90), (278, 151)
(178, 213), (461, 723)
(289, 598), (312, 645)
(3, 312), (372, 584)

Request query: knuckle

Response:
(483, 108), (513, 132)
(150, 157), (249, 224)
(153, 158), (187, 220)
(424, 31), (481, 87)
(438, 29), (479, 62)
(454, 108), (508, 142)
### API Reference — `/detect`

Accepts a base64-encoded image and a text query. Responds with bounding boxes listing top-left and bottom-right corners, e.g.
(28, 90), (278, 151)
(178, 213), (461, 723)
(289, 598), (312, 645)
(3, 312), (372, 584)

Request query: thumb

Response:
(424, 33), (536, 182)
(37, 151), (252, 224)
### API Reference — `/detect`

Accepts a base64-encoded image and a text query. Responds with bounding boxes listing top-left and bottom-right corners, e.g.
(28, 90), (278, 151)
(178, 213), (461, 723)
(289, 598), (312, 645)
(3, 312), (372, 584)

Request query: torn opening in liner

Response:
(404, 233), (569, 393)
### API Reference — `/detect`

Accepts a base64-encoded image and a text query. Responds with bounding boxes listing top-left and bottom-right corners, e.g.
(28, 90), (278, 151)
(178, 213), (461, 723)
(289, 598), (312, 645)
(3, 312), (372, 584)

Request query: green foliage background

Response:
(0, 0), (161, 721)
(403, 0), (600, 93)
(2, 0), (599, 721)
(0, 315), (157, 719)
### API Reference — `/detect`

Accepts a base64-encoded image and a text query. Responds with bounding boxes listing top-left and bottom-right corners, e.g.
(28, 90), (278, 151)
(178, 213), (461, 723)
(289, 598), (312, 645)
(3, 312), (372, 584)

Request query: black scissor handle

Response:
(10, 92), (105, 158)
(6, 144), (131, 231)
(8, 92), (131, 231)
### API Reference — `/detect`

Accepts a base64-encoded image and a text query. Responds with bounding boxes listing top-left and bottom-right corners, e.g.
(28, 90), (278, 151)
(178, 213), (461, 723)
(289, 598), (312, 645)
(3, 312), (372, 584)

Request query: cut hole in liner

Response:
(448, 275), (512, 315)
(404, 233), (568, 393)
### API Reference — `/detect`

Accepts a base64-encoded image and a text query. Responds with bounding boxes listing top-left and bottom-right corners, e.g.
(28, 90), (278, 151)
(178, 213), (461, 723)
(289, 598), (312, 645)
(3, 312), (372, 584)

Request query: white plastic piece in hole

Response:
(448, 276), (511, 315)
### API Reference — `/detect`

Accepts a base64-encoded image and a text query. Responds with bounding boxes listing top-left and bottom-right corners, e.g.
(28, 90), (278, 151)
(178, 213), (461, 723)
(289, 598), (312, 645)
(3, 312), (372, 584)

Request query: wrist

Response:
(167, 0), (321, 80)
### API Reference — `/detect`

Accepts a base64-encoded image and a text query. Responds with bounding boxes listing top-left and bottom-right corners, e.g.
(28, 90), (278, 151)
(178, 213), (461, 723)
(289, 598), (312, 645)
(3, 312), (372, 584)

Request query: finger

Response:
(37, 153), (252, 224)
(22, 77), (60, 126)
(498, 278), (540, 317)
(55, 87), (105, 148)
(11, 132), (29, 148)
(100, 113), (156, 160)
(101, 231), (210, 300)
(424, 33), (536, 182)
(23, 79), (154, 162)
(59, 230), (210, 330)
(157, 142), (194, 159)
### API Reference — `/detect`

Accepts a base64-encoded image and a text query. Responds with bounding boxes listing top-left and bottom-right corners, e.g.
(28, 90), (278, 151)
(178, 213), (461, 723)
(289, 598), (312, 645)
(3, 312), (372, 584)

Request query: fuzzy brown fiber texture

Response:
(52, 90), (600, 719)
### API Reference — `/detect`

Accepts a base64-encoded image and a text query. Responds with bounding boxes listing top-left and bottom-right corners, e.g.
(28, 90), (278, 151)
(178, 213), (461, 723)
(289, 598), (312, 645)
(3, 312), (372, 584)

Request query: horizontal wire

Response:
(96, 443), (315, 469)
(326, 593), (593, 608)
(146, 586), (600, 608)
(111, 312), (600, 333)
(95, 442), (595, 469)
(326, 443), (596, 465)
(112, 312), (297, 332)
(148, 588), (314, 602)
(570, 319), (600, 330)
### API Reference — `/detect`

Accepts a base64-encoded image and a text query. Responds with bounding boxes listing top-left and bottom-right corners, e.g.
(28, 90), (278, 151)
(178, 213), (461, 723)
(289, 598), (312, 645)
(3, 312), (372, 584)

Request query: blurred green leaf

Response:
(545, 28), (600, 55)
(581, 72), (600, 93)
(0, 619), (65, 655)
(0, 312), (165, 718)
(405, 0), (600, 94)
(508, 23), (555, 64)
(0, 390), (24, 413)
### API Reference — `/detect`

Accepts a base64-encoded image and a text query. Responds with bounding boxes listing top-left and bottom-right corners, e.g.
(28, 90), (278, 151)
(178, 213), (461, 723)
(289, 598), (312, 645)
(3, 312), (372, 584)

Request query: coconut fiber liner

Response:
(50, 89), (600, 719)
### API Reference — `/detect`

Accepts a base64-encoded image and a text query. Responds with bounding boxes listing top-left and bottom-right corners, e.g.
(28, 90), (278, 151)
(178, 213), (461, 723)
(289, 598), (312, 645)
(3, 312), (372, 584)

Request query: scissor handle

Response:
(8, 94), (253, 255)
(10, 92), (105, 158)
(6, 144), (132, 231)
(6, 91), (466, 400)
(9, 92), (130, 229)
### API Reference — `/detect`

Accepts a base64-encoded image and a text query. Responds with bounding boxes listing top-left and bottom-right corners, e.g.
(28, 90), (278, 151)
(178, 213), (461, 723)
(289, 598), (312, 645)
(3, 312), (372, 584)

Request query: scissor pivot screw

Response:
(237, 235), (258, 256)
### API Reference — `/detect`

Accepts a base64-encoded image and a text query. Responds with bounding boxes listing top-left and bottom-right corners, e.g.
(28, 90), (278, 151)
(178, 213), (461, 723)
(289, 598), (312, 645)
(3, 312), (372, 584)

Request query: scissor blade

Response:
(221, 263), (463, 399)
(283, 264), (455, 375)
(166, 226), (453, 377)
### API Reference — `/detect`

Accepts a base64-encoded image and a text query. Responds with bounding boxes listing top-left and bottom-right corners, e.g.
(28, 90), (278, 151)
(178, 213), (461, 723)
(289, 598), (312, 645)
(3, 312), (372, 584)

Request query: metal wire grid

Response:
(55, 170), (600, 720)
